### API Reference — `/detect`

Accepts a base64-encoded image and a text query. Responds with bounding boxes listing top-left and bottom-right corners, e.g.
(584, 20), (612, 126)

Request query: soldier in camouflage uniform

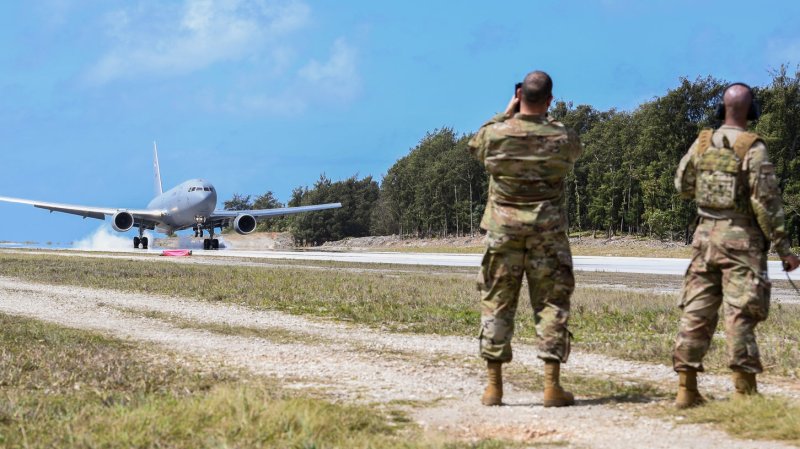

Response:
(468, 71), (583, 407)
(673, 83), (800, 408)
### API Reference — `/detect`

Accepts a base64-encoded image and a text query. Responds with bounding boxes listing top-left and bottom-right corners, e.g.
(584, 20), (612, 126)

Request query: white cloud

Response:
(85, 0), (311, 85)
(209, 38), (361, 115)
(299, 38), (360, 101)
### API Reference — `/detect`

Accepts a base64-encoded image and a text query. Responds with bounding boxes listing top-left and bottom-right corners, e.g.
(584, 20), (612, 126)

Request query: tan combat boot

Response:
(481, 360), (503, 406)
(675, 370), (705, 409)
(732, 371), (758, 399)
(543, 361), (575, 407)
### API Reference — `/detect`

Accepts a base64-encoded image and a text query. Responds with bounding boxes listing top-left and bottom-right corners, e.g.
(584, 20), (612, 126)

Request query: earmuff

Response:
(715, 82), (761, 121)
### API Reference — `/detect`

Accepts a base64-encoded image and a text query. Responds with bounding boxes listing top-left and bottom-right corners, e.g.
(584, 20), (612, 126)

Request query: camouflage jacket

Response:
(675, 125), (792, 257)
(468, 112), (583, 235)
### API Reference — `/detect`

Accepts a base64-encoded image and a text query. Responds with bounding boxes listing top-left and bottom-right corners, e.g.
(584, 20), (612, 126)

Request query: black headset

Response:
(715, 82), (761, 121)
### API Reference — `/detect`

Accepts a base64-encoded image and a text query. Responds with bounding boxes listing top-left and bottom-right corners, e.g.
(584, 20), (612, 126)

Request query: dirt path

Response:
(0, 276), (795, 448)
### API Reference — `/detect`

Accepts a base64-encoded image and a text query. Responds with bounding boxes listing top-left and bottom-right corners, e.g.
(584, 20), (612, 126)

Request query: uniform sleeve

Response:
(468, 113), (508, 162)
(746, 143), (792, 257)
(674, 139), (699, 199)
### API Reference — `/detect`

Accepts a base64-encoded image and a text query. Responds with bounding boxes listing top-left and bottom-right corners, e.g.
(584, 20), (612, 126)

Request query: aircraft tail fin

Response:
(153, 141), (163, 196)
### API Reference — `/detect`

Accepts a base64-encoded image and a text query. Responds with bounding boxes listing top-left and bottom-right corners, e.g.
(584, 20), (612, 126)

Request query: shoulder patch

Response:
(733, 132), (763, 160)
(695, 129), (713, 156)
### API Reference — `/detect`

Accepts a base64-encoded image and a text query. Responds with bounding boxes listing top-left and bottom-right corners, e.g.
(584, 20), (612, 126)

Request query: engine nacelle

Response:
(111, 211), (135, 232)
(233, 214), (257, 235)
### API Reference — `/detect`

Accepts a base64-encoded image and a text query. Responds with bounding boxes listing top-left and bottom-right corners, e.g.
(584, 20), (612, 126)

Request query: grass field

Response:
(1, 253), (798, 377)
(0, 314), (520, 449)
(2, 251), (800, 445)
(677, 395), (800, 444)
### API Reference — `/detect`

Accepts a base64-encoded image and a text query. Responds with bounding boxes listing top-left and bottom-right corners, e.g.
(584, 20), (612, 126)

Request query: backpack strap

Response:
(732, 132), (763, 160)
(694, 129), (714, 156)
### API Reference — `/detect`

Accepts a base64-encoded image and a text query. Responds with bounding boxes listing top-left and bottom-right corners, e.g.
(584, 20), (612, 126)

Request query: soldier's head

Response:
(520, 71), (553, 110)
(721, 83), (760, 124)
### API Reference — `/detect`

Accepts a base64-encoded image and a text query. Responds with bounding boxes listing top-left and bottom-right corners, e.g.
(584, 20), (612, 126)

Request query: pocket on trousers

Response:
(725, 269), (770, 321)
(477, 250), (494, 292)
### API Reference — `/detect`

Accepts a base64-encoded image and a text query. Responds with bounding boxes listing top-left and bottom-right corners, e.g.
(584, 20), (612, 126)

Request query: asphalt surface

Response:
(207, 249), (800, 279)
(6, 245), (793, 280)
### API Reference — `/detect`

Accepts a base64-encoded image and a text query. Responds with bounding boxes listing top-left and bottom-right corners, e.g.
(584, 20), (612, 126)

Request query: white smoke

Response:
(174, 234), (229, 249)
(73, 225), (153, 251)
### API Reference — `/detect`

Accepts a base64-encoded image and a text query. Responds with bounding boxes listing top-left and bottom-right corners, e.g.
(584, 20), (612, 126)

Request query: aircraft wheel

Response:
(211, 239), (219, 250)
(203, 239), (210, 250)
(133, 237), (140, 249)
(141, 237), (149, 250)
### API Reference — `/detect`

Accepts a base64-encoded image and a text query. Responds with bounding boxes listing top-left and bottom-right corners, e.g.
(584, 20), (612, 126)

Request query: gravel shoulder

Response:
(0, 276), (796, 448)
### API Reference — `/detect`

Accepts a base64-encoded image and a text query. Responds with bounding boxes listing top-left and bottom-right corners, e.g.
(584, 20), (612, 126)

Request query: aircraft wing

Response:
(0, 195), (164, 222)
(209, 202), (342, 219)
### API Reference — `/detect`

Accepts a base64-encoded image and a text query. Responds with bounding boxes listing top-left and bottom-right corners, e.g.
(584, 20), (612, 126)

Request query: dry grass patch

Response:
(0, 313), (518, 449)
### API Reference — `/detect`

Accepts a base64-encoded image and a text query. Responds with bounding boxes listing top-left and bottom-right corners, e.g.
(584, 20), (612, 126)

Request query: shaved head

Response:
(723, 84), (753, 122)
(521, 71), (553, 105)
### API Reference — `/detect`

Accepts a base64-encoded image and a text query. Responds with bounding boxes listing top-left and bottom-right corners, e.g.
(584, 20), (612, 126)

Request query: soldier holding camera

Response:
(468, 70), (583, 407)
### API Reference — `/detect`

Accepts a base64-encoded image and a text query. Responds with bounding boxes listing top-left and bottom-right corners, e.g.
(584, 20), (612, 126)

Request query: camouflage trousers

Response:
(673, 219), (771, 374)
(478, 231), (574, 363)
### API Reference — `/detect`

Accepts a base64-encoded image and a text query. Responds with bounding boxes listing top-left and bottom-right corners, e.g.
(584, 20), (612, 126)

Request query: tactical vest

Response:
(693, 129), (761, 211)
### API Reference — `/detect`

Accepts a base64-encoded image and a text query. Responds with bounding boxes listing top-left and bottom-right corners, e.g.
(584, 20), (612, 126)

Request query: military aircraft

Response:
(0, 144), (341, 250)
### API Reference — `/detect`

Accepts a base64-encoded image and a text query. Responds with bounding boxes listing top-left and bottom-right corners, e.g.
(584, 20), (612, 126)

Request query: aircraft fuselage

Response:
(147, 178), (217, 233)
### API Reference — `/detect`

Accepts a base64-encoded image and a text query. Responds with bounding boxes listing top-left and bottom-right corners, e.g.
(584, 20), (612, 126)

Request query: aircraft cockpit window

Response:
(204, 187), (211, 191)
(188, 187), (194, 192)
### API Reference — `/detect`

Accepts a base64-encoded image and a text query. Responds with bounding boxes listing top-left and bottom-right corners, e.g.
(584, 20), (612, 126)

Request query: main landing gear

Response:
(199, 226), (219, 250)
(133, 229), (148, 249)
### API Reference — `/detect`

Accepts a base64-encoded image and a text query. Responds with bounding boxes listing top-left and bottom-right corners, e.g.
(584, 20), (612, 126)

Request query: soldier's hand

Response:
(504, 95), (520, 117)
(781, 254), (800, 272)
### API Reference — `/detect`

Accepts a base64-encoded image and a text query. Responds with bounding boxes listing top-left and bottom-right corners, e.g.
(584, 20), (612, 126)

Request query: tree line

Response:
(226, 66), (800, 246)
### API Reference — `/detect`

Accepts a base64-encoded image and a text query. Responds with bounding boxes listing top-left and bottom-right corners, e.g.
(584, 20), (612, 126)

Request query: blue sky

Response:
(1, 0), (800, 243)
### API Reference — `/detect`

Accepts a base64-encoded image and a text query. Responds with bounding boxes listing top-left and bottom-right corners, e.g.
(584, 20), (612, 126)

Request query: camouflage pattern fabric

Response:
(469, 112), (582, 363)
(673, 219), (769, 373)
(468, 113), (582, 235)
(675, 125), (791, 257)
(477, 231), (574, 363)
(673, 125), (788, 374)
(695, 144), (740, 209)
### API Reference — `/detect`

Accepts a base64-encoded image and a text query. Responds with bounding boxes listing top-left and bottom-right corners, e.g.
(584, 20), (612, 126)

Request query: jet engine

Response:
(111, 211), (135, 232)
(233, 214), (257, 235)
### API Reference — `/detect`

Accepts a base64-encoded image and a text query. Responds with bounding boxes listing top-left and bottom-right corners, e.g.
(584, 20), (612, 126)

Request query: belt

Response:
(698, 217), (754, 226)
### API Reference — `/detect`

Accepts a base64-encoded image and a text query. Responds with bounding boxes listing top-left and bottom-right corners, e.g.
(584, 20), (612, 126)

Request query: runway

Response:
(204, 249), (800, 279)
(4, 245), (800, 280)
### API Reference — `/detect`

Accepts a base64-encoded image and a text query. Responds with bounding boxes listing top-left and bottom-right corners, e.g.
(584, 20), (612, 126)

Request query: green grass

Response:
(569, 288), (800, 377)
(0, 313), (518, 449)
(1, 252), (799, 377)
(672, 395), (800, 444)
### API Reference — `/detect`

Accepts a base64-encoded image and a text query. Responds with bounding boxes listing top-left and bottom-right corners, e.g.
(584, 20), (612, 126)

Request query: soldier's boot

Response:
(675, 370), (705, 409)
(481, 360), (503, 406)
(543, 361), (575, 408)
(732, 371), (758, 399)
